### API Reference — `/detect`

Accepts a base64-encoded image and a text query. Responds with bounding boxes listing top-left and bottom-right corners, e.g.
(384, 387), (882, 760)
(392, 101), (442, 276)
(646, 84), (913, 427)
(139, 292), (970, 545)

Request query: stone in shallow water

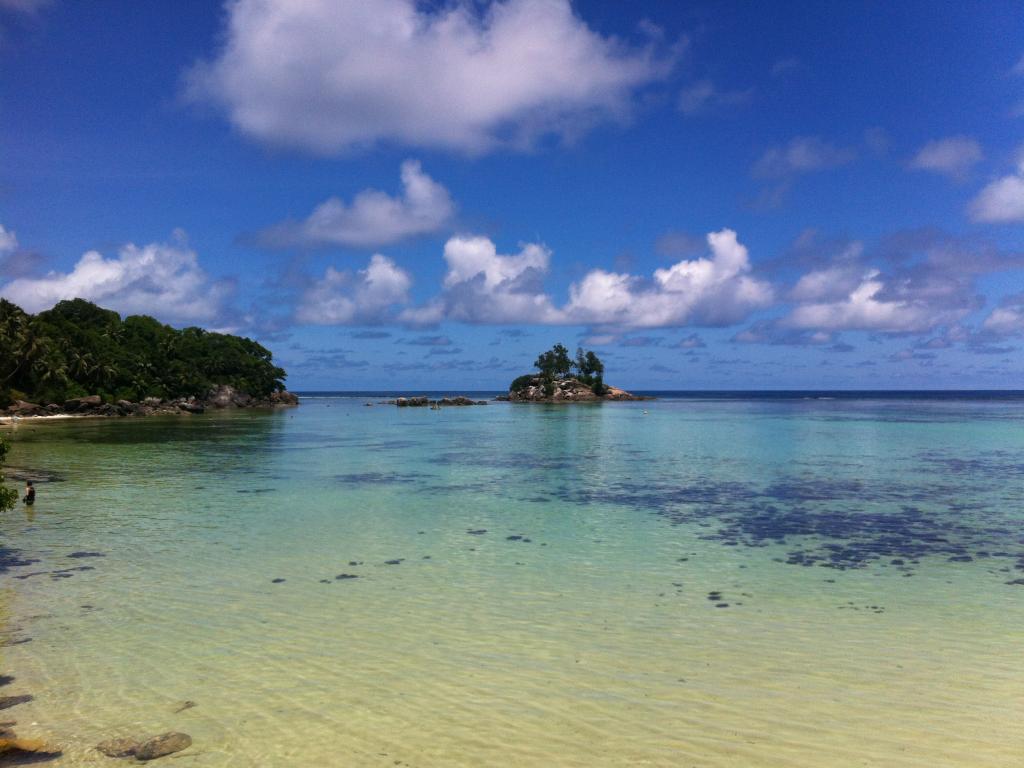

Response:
(271, 578), (285, 584)
(335, 574), (358, 580)
(67, 551), (105, 559)
(96, 737), (139, 757)
(0, 695), (32, 710)
(0, 735), (61, 763)
(135, 732), (192, 761)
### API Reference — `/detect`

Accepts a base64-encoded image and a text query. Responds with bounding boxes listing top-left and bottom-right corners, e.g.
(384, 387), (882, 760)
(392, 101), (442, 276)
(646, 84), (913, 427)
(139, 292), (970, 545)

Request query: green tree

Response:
(0, 436), (17, 512)
(534, 343), (572, 379)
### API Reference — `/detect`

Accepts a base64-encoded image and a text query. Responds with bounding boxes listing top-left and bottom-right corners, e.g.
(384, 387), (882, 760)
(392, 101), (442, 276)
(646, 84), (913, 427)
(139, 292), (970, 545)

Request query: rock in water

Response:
(0, 736), (61, 761)
(135, 732), (192, 761)
(96, 737), (140, 757)
(0, 695), (32, 710)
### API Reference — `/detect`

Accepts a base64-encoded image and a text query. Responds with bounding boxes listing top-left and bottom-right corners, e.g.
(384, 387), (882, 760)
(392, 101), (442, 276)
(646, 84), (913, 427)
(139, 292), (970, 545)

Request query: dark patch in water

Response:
(271, 578), (285, 583)
(67, 552), (105, 559)
(335, 574), (359, 580)
(384, 559), (404, 565)
(0, 695), (32, 710)
(334, 472), (428, 486)
(0, 548), (39, 574)
(466, 529), (487, 535)
(237, 488), (274, 494)
(506, 535), (523, 541)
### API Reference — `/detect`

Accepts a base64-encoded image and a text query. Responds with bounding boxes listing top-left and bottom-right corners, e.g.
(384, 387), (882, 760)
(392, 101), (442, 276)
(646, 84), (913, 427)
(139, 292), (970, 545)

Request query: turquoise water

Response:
(1, 395), (1023, 766)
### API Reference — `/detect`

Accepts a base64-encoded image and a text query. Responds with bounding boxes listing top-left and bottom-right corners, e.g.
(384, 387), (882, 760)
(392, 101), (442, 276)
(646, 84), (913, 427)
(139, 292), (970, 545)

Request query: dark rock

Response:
(335, 574), (359, 580)
(96, 738), (140, 758)
(0, 695), (32, 710)
(7, 400), (42, 416)
(135, 732), (192, 761)
(384, 559), (403, 565)
(271, 578), (285, 584)
(396, 396), (429, 407)
(269, 390), (299, 406)
(67, 552), (104, 559)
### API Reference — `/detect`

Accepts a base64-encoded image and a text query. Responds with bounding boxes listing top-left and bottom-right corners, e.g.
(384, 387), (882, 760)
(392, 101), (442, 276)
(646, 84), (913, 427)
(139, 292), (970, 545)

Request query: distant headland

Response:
(504, 343), (651, 403)
(1, 298), (297, 418)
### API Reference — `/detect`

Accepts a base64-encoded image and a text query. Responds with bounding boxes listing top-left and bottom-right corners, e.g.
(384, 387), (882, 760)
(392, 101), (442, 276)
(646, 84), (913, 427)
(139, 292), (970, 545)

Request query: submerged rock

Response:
(96, 738), (139, 758)
(135, 732), (191, 761)
(0, 695), (32, 710)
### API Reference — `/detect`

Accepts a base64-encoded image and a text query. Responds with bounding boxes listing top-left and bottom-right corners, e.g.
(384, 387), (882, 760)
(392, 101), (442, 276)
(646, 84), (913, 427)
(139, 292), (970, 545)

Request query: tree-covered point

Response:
(0, 298), (286, 407)
(514, 343), (606, 395)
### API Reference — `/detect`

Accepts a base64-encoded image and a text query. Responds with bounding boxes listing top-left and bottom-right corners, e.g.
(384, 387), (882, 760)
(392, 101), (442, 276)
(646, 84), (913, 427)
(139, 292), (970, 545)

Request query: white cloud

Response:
(753, 136), (856, 178)
(260, 160), (454, 248)
(187, 0), (672, 155)
(782, 269), (966, 333)
(0, 231), (232, 322)
(563, 229), (773, 328)
(296, 254), (412, 325)
(969, 160), (1024, 222)
(400, 229), (772, 329)
(983, 294), (1024, 335)
(910, 136), (982, 180)
(437, 235), (562, 324)
(0, 224), (16, 254)
(677, 79), (752, 115)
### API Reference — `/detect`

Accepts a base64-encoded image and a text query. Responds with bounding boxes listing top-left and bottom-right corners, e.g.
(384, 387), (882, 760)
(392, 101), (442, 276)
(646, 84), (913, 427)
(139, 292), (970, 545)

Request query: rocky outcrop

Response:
(4, 386), (299, 419)
(507, 376), (651, 403)
(392, 396), (487, 407)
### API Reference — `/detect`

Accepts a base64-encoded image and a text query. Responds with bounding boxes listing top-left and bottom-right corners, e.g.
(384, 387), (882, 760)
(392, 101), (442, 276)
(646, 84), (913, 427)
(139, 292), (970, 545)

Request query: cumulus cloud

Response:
(0, 231), (232, 323)
(969, 159), (1024, 222)
(296, 254), (412, 325)
(782, 269), (963, 333)
(563, 229), (774, 328)
(910, 136), (982, 181)
(186, 0), (672, 155)
(434, 235), (562, 324)
(753, 136), (856, 179)
(259, 160), (454, 248)
(677, 79), (753, 115)
(983, 293), (1024, 336)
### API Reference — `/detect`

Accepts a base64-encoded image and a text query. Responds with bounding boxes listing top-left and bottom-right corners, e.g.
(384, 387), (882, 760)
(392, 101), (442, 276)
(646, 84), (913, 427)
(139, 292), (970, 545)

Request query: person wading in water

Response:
(23, 481), (35, 505)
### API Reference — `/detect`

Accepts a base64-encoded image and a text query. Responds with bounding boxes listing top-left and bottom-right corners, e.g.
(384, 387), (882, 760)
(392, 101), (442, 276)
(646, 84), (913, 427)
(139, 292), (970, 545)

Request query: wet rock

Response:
(67, 552), (105, 559)
(135, 732), (191, 761)
(0, 695), (32, 710)
(383, 559), (403, 565)
(271, 578), (285, 584)
(0, 735), (61, 762)
(334, 574), (359, 580)
(96, 738), (139, 758)
(466, 529), (487, 535)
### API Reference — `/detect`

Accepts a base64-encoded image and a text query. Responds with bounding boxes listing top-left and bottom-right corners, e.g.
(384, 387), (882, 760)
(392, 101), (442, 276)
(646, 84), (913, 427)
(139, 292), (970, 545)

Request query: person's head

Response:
(26, 481), (33, 487)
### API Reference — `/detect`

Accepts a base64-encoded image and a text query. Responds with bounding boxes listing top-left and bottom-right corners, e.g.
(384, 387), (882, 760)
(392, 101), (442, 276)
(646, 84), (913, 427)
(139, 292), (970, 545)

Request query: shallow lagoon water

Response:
(1, 395), (1023, 766)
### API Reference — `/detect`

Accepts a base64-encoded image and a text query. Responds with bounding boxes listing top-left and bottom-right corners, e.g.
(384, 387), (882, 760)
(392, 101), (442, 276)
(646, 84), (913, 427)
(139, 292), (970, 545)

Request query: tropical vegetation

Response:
(0, 436), (16, 512)
(511, 343), (606, 396)
(0, 298), (286, 407)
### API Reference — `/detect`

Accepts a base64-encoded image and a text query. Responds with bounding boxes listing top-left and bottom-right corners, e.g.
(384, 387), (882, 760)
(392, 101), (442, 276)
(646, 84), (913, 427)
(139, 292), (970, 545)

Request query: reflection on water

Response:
(1, 398), (1023, 766)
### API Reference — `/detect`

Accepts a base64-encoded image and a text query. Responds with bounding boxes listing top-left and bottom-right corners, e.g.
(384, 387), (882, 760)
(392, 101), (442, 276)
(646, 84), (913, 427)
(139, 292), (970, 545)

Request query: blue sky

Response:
(2, 0), (1024, 390)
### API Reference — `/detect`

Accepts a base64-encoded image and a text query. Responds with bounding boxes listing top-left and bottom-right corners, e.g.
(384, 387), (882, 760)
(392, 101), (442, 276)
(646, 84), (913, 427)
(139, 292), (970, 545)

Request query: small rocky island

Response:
(505, 344), (651, 403)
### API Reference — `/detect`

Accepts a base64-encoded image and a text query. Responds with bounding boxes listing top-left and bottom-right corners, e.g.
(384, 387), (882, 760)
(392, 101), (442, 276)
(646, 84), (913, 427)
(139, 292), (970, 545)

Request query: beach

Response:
(0, 393), (1022, 766)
